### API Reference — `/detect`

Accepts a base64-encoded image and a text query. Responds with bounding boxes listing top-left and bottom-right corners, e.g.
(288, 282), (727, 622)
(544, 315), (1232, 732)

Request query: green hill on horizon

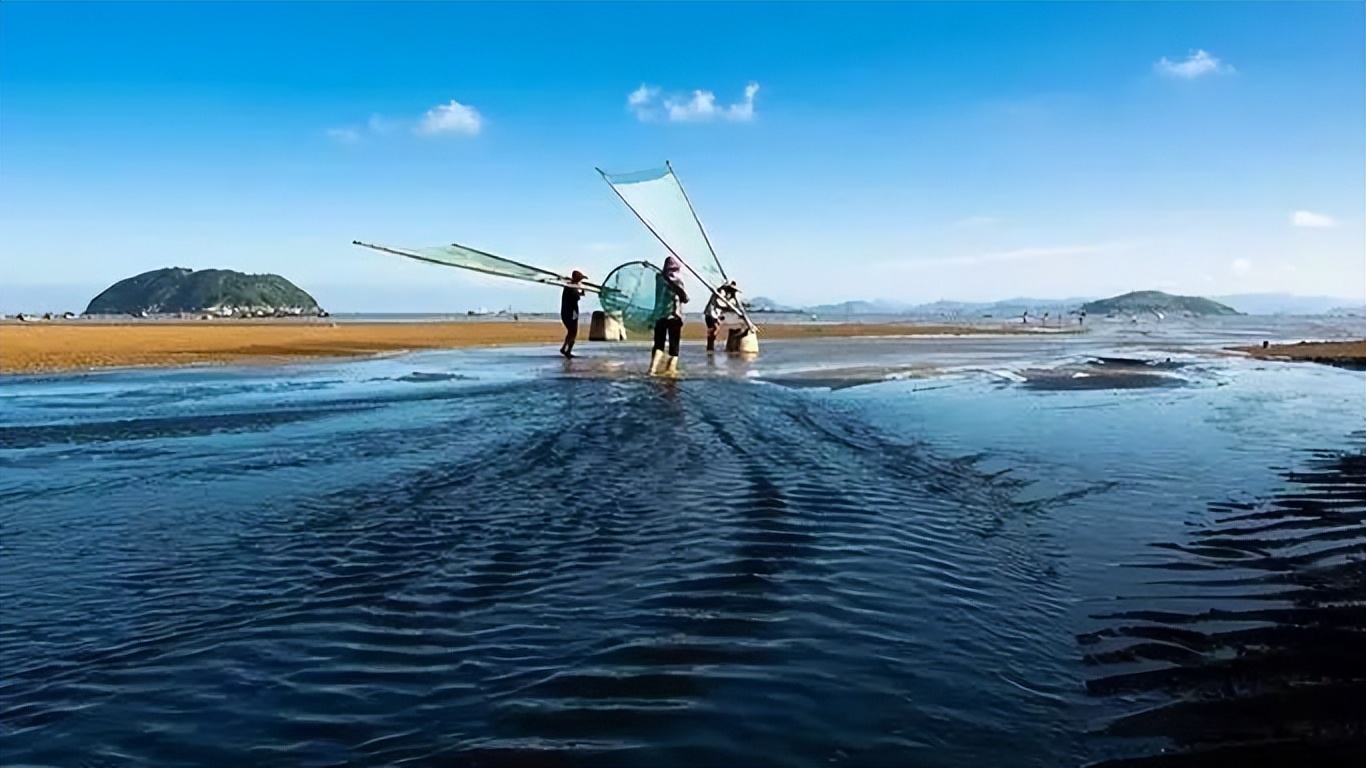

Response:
(1081, 290), (1240, 317)
(84, 268), (323, 316)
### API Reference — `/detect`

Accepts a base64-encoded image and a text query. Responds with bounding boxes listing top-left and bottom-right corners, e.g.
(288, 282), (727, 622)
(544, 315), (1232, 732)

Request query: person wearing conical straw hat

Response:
(649, 256), (689, 375)
(705, 280), (741, 354)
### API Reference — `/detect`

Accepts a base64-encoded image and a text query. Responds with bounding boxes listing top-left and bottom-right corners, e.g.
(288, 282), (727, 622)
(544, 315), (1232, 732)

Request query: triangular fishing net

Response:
(598, 165), (729, 290)
(599, 260), (667, 334)
(598, 163), (755, 333)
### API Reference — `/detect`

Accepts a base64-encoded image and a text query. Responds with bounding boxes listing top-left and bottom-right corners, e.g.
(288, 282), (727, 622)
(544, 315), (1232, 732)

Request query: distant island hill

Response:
(84, 268), (326, 318)
(1078, 291), (1241, 317)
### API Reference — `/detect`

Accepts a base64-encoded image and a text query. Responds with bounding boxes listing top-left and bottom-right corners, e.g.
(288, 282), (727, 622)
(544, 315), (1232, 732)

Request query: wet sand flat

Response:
(0, 320), (1035, 374)
(1234, 339), (1366, 369)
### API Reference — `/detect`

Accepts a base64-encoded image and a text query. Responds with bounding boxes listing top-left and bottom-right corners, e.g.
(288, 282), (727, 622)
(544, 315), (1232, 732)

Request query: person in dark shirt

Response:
(649, 256), (689, 375)
(559, 270), (587, 358)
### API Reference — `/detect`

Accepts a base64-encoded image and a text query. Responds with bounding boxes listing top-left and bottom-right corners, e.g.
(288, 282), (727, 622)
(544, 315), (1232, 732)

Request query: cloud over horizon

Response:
(1291, 210), (1339, 228)
(1154, 49), (1234, 79)
(328, 100), (483, 143)
(880, 242), (1135, 270)
(628, 81), (760, 122)
(325, 127), (361, 145)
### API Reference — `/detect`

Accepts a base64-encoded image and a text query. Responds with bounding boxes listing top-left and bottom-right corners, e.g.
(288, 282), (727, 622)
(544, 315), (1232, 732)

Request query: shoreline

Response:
(1230, 339), (1366, 370)
(0, 319), (1057, 375)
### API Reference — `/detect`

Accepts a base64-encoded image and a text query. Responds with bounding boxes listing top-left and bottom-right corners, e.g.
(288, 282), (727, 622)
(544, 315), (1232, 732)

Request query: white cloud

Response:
(1292, 210), (1339, 228)
(416, 100), (483, 136)
(326, 127), (361, 145)
(665, 90), (720, 121)
(1155, 50), (1234, 79)
(626, 84), (661, 120)
(327, 101), (482, 144)
(628, 84), (658, 107)
(628, 81), (759, 123)
(1232, 258), (1252, 275)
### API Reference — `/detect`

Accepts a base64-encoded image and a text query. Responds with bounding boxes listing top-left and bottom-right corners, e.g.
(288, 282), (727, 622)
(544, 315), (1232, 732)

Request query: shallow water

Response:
(2, 318), (1363, 767)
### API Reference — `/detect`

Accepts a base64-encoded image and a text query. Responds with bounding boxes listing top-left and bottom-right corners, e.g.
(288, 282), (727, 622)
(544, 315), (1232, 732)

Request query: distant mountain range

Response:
(747, 292), (1362, 318)
(1211, 293), (1364, 316)
(755, 297), (1094, 317)
(761, 296), (1125, 318)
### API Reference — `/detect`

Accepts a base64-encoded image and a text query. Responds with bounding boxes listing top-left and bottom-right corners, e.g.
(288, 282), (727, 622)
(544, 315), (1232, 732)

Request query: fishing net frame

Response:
(598, 260), (668, 334)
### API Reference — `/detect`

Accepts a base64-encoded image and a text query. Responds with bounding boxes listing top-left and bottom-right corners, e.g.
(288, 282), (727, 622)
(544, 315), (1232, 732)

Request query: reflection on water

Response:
(1, 325), (1362, 767)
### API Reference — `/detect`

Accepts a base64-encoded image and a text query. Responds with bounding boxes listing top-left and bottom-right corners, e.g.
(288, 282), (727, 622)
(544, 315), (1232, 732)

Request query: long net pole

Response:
(352, 240), (601, 293)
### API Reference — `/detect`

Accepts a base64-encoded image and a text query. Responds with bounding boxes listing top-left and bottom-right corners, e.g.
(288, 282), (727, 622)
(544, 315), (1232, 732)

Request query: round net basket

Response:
(598, 260), (667, 334)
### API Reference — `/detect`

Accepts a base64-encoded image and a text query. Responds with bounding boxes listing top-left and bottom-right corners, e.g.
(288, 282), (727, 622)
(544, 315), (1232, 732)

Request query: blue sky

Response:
(2, 1), (1362, 313)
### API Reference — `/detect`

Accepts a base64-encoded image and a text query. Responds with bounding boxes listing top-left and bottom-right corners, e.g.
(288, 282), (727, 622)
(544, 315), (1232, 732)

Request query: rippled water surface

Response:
(3, 318), (1363, 767)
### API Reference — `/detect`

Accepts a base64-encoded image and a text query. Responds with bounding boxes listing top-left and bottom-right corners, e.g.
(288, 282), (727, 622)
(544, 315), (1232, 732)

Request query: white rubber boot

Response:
(663, 355), (679, 376)
(648, 349), (665, 375)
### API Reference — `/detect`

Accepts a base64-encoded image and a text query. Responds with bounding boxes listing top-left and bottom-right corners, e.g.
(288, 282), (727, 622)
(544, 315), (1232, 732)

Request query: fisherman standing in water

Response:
(649, 256), (689, 375)
(704, 280), (741, 353)
(559, 270), (587, 358)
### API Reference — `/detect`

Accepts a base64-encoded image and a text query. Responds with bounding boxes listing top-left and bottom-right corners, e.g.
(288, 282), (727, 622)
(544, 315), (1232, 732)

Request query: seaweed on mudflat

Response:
(1081, 445), (1366, 767)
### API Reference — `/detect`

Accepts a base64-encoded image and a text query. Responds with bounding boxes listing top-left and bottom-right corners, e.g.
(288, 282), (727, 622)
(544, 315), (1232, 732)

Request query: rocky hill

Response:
(84, 268), (323, 317)
(1080, 291), (1240, 317)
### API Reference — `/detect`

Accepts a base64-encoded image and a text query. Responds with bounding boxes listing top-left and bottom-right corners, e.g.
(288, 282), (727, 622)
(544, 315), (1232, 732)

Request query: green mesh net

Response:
(599, 165), (729, 290)
(353, 240), (584, 288)
(599, 261), (666, 334)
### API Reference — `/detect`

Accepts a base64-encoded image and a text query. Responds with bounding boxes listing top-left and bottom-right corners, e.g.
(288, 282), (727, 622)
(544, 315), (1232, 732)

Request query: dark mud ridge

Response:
(1080, 442), (1366, 767)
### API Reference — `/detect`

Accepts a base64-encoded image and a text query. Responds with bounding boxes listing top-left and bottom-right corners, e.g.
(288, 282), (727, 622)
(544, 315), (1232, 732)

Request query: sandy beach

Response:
(1234, 339), (1366, 369)
(0, 319), (1040, 374)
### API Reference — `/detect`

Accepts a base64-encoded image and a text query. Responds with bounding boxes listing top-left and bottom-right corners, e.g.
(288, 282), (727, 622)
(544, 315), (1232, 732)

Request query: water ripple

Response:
(3, 376), (1077, 766)
(1081, 441), (1366, 766)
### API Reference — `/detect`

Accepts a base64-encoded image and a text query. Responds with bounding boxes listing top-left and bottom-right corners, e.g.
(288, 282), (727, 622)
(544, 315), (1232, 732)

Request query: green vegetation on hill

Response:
(84, 268), (322, 316)
(1080, 290), (1240, 317)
